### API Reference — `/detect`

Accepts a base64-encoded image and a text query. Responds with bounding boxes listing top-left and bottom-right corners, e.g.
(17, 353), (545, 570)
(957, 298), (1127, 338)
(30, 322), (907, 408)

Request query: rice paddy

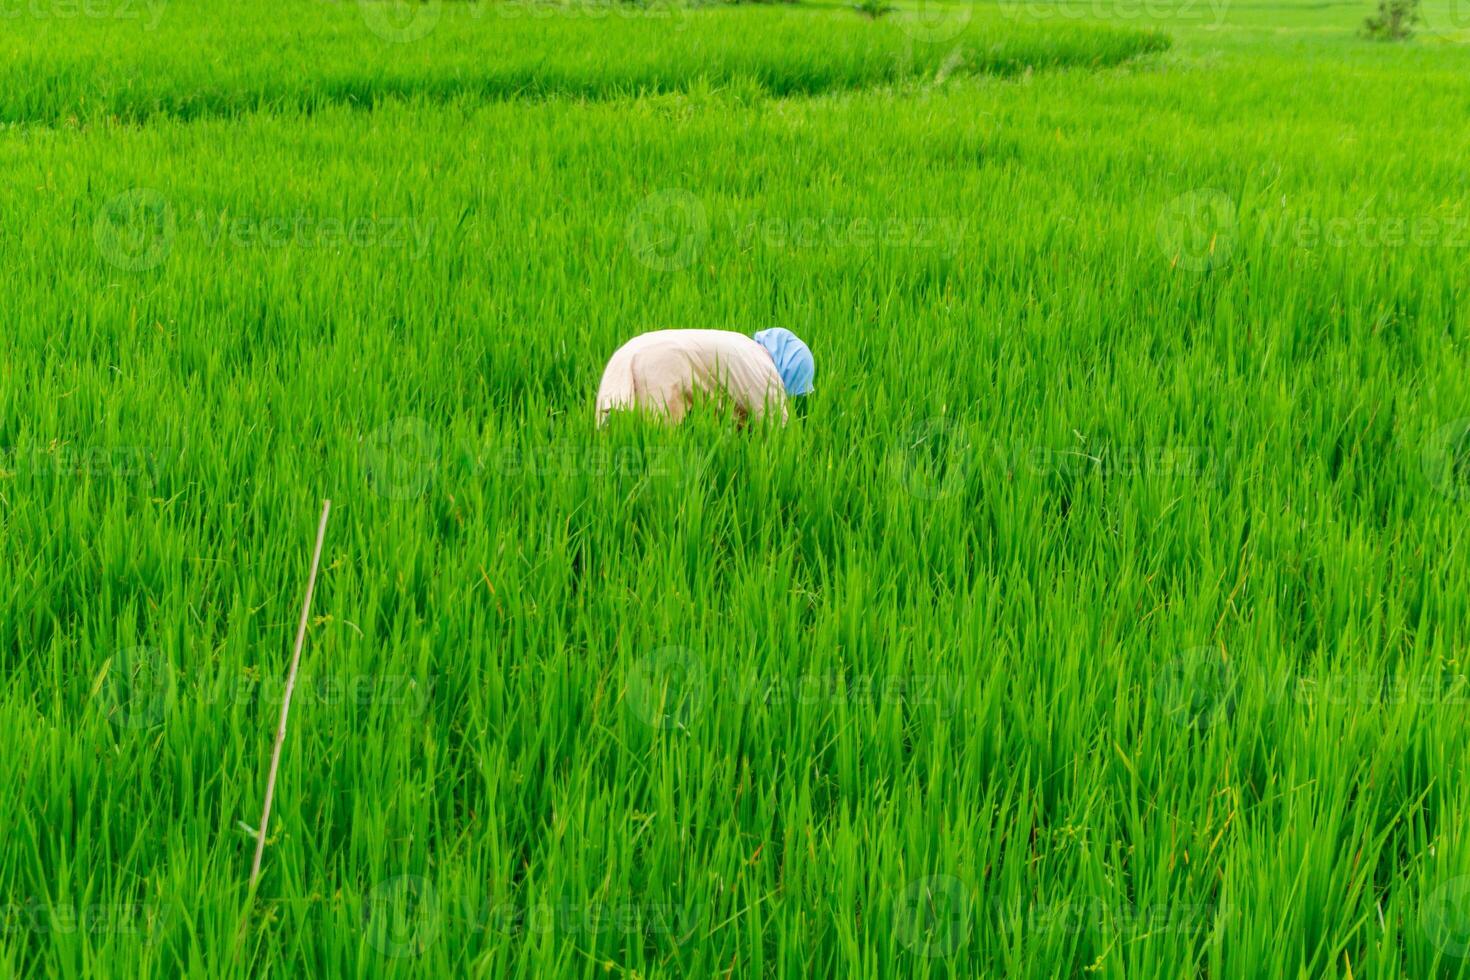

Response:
(2, 0), (1470, 976)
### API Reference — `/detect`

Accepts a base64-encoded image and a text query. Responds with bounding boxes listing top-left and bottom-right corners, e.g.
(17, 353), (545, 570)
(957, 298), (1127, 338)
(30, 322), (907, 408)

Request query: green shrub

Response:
(1363, 0), (1419, 39)
(854, 0), (895, 18)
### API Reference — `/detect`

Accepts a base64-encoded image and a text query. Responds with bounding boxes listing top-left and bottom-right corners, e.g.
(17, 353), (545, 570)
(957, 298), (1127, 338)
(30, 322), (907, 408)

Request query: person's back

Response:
(596, 328), (814, 426)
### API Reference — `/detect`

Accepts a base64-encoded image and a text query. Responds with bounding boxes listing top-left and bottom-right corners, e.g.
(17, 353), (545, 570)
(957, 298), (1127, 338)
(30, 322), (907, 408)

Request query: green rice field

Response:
(2, 0), (1470, 975)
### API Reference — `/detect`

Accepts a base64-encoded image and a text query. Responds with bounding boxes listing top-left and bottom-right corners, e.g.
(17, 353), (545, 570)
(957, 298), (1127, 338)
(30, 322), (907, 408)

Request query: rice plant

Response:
(1, 0), (1469, 976)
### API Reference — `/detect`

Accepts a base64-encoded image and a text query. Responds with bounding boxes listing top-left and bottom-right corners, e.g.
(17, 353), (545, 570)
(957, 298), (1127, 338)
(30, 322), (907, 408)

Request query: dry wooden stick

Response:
(248, 498), (332, 890)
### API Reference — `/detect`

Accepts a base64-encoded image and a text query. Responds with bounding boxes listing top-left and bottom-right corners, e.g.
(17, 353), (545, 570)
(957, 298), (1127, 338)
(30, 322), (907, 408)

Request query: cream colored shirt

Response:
(596, 330), (788, 426)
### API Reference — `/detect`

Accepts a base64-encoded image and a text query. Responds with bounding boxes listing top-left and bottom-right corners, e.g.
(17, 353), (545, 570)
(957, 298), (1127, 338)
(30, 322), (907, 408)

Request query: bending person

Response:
(595, 328), (814, 426)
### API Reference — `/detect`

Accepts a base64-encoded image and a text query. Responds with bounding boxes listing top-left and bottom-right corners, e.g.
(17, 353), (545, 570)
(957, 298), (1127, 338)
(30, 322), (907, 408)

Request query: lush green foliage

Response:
(1364, 0), (1421, 39)
(2, 0), (1470, 977)
(0, 0), (1165, 123)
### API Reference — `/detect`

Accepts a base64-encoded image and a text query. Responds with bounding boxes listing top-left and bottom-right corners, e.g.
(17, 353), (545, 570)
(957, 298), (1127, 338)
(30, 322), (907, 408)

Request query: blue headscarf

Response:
(753, 328), (815, 397)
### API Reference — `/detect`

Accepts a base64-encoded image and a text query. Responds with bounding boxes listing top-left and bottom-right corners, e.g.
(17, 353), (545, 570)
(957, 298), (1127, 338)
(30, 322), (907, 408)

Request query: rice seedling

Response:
(1, 0), (1469, 976)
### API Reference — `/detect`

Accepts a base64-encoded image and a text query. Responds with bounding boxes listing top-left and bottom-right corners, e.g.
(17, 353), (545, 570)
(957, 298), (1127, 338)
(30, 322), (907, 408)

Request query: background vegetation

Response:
(1, 0), (1469, 976)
